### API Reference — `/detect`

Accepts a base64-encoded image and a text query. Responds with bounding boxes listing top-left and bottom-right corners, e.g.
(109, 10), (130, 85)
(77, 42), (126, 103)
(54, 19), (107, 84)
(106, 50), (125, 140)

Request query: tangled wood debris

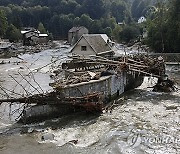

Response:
(0, 92), (103, 112)
(0, 54), (178, 122)
(51, 54), (166, 89)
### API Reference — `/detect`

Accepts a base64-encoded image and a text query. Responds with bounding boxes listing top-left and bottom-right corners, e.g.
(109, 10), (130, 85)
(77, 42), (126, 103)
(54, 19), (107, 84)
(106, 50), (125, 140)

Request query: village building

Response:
(68, 26), (88, 45)
(138, 16), (146, 24)
(21, 28), (48, 46)
(70, 34), (115, 58)
(118, 21), (125, 26)
(0, 40), (12, 52)
(38, 34), (49, 44)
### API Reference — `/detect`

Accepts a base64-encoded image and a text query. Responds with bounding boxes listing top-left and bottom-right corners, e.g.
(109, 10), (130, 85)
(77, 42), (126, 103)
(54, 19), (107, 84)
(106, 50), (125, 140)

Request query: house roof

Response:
(70, 34), (113, 54)
(69, 26), (87, 33)
(21, 30), (40, 34)
(39, 34), (48, 37)
(82, 34), (112, 54)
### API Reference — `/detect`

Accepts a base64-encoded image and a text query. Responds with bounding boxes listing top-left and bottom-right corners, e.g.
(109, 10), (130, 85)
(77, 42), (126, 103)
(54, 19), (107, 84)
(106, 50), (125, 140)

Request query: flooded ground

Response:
(0, 47), (179, 154)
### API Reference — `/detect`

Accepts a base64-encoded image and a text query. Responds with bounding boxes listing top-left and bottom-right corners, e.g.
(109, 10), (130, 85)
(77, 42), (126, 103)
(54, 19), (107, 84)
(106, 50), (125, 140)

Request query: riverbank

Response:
(149, 53), (180, 62)
(0, 40), (66, 59)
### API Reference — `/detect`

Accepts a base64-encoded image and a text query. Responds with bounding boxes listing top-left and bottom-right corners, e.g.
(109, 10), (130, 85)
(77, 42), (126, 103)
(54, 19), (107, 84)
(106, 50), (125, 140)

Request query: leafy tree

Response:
(111, 1), (127, 22)
(58, 14), (74, 38)
(38, 22), (47, 33)
(165, 0), (180, 52)
(131, 0), (147, 20)
(103, 27), (112, 37)
(119, 24), (141, 42)
(89, 20), (102, 34)
(112, 24), (123, 41)
(12, 16), (23, 29)
(146, 0), (180, 52)
(81, 0), (105, 19)
(0, 10), (8, 37)
(78, 14), (93, 29)
(5, 24), (21, 42)
(73, 17), (80, 26)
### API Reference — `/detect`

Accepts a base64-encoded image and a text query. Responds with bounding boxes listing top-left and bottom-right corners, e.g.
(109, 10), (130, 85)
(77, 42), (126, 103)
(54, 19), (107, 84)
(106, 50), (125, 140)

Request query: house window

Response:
(81, 46), (87, 51)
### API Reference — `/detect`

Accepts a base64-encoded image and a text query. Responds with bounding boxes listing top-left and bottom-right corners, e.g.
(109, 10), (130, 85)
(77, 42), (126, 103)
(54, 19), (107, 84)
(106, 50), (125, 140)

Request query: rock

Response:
(68, 140), (78, 144)
(41, 133), (55, 141)
(166, 106), (178, 110)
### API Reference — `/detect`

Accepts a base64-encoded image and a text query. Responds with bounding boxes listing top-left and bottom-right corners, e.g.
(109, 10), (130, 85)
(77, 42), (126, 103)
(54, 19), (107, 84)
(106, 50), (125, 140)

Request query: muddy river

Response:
(0, 47), (179, 154)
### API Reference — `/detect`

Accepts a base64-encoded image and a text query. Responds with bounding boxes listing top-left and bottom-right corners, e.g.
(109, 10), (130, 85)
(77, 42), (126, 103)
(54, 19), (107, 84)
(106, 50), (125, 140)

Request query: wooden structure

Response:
(0, 54), (174, 123)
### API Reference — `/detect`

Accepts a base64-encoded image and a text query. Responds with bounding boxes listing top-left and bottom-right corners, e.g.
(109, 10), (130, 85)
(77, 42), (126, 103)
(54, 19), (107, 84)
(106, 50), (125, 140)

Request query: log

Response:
(0, 92), (102, 105)
(127, 58), (145, 65)
(129, 68), (161, 78)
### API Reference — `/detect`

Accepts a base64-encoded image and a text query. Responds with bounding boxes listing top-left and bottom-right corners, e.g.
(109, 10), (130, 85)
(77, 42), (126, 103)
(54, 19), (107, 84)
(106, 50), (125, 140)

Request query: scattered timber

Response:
(0, 54), (177, 123)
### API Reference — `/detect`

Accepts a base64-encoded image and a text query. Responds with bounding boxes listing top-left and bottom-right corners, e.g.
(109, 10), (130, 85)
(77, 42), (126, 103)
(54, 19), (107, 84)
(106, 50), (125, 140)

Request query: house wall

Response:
(71, 37), (95, 57)
(61, 72), (126, 100)
(38, 37), (48, 44)
(77, 28), (88, 41)
(25, 32), (38, 38)
(19, 72), (126, 123)
(68, 32), (74, 44)
(68, 27), (88, 45)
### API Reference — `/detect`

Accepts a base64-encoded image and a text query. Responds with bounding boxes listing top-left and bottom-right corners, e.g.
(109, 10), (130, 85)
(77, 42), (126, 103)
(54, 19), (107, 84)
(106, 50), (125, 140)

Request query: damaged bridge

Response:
(0, 54), (177, 123)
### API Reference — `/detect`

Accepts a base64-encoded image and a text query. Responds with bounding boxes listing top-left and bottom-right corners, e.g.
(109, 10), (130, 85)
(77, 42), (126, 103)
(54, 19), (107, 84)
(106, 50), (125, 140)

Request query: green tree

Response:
(131, 0), (147, 20)
(89, 20), (102, 34)
(79, 14), (93, 29)
(81, 0), (105, 19)
(165, 0), (180, 52)
(6, 24), (21, 42)
(111, 1), (127, 22)
(145, 0), (180, 53)
(38, 22), (47, 33)
(0, 10), (8, 37)
(103, 27), (112, 36)
(73, 17), (80, 26)
(119, 24), (141, 42)
(112, 24), (123, 41)
(146, 1), (168, 52)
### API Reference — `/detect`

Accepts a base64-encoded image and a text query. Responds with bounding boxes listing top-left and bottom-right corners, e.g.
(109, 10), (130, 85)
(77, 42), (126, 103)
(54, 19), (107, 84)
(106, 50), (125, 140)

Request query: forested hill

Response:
(0, 0), (134, 38)
(0, 0), (179, 52)
(0, 0), (163, 37)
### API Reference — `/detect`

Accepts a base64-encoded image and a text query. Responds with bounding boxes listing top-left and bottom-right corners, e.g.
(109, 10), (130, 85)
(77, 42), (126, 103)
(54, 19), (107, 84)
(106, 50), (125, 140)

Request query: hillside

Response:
(0, 0), (155, 38)
(0, 0), (179, 52)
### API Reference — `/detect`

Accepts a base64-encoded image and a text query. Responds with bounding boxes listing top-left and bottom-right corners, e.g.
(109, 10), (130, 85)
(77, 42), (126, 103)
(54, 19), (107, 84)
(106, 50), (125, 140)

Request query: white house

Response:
(70, 34), (115, 58)
(138, 16), (146, 24)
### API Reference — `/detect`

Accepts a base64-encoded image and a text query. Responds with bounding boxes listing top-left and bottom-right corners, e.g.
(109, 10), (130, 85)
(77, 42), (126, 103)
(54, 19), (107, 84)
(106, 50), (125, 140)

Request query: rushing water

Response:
(0, 48), (179, 154)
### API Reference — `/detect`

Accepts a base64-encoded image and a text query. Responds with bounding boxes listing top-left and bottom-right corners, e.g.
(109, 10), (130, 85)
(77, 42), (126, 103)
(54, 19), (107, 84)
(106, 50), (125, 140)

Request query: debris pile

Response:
(0, 53), (177, 123)
(0, 91), (103, 112)
(0, 41), (57, 58)
(50, 54), (166, 89)
(153, 75), (177, 92)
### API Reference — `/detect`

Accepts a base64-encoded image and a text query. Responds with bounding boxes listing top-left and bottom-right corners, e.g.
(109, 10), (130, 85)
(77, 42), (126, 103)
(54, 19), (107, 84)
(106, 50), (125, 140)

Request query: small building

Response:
(138, 16), (146, 24)
(0, 41), (12, 52)
(39, 34), (49, 44)
(70, 34), (115, 58)
(118, 21), (125, 26)
(68, 26), (88, 45)
(21, 29), (48, 46)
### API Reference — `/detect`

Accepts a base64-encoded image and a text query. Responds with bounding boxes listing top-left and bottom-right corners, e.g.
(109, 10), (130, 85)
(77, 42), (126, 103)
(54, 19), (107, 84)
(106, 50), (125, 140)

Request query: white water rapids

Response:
(0, 46), (179, 154)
